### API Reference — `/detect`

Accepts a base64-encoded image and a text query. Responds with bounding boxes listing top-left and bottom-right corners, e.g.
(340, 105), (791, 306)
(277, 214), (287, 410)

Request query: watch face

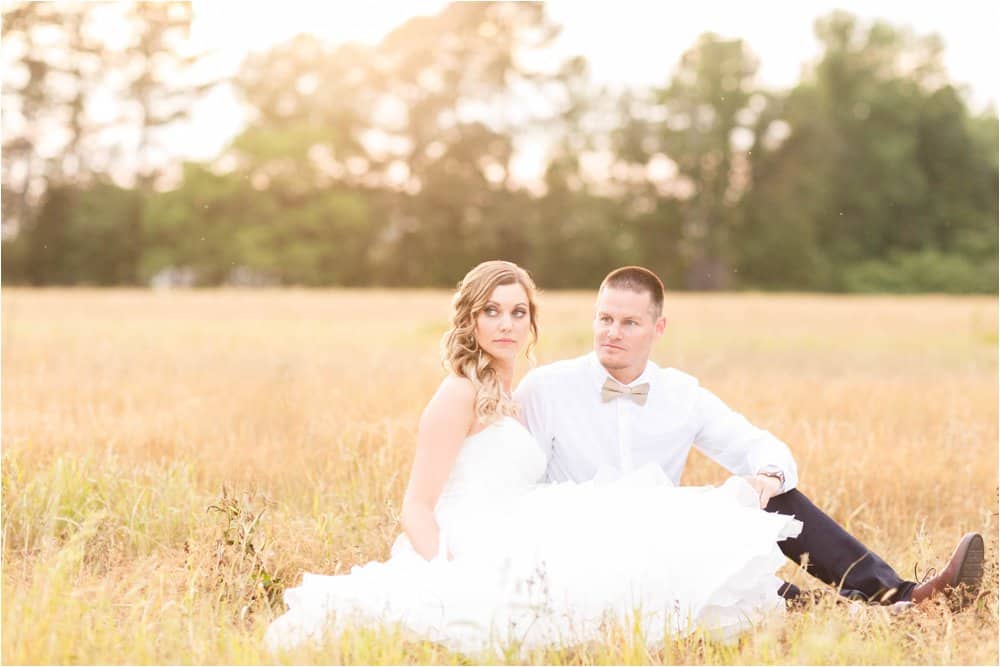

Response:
(759, 470), (784, 489)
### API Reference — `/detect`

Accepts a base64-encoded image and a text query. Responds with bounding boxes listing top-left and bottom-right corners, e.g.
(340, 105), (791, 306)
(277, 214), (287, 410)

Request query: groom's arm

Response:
(690, 385), (799, 492)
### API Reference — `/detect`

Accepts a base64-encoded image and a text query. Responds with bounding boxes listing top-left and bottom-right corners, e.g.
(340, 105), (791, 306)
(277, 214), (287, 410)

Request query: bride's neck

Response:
(490, 359), (516, 394)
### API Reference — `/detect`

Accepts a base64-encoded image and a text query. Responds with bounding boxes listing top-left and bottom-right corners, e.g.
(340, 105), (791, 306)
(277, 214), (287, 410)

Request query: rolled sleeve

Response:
(691, 386), (798, 491)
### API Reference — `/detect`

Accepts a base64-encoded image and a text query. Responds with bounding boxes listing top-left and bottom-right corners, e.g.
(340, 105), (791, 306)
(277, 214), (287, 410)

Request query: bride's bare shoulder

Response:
(435, 374), (476, 400)
(421, 375), (476, 422)
(413, 375), (478, 440)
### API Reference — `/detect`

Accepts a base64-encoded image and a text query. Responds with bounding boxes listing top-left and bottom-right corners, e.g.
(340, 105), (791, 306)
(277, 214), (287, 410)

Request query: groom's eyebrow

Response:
(597, 310), (646, 321)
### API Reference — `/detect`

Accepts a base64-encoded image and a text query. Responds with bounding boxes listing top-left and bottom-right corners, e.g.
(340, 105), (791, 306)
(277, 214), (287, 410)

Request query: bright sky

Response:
(180, 0), (999, 173)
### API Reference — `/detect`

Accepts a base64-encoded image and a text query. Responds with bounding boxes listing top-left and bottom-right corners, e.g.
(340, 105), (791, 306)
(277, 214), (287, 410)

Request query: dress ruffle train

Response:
(265, 418), (801, 656)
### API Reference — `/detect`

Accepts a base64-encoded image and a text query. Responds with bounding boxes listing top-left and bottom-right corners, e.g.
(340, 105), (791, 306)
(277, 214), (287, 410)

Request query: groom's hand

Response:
(743, 474), (782, 509)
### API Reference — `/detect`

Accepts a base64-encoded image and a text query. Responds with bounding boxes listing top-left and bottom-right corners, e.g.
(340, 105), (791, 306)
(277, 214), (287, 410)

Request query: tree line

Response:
(2, 2), (997, 292)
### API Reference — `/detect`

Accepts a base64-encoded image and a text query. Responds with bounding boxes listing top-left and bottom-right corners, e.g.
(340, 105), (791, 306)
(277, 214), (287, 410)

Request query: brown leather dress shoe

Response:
(910, 532), (984, 609)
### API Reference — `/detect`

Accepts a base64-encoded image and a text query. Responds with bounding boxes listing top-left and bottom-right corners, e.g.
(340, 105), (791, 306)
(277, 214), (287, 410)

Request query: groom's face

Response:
(593, 287), (666, 377)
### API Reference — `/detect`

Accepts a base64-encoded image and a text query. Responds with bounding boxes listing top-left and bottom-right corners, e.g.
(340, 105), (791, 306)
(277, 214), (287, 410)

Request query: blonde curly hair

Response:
(442, 260), (538, 424)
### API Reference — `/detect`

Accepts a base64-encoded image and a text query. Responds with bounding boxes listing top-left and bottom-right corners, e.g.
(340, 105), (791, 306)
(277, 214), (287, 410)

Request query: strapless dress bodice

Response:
(434, 416), (546, 516)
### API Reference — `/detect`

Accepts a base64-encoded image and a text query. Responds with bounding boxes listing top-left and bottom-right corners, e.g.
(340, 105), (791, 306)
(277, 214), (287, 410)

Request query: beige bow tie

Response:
(601, 377), (650, 406)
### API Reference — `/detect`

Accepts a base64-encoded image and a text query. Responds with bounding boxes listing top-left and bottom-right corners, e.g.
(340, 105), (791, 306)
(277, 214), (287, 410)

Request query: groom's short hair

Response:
(599, 266), (665, 318)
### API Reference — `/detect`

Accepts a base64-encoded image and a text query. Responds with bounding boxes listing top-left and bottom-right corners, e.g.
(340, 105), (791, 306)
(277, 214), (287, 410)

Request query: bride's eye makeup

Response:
(481, 303), (528, 318)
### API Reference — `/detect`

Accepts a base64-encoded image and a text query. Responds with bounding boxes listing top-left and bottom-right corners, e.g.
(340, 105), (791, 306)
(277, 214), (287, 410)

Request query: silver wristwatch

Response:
(757, 466), (785, 492)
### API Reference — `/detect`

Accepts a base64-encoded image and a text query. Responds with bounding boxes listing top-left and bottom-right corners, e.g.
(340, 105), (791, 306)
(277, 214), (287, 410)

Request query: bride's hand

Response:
(742, 474), (782, 509)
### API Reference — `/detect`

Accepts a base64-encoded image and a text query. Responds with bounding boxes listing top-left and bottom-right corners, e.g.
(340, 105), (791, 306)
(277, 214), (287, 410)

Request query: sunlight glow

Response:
(91, 0), (999, 181)
(190, 0), (449, 59)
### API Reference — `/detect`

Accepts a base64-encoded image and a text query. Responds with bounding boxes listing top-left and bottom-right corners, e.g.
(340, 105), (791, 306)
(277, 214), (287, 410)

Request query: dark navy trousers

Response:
(765, 488), (917, 603)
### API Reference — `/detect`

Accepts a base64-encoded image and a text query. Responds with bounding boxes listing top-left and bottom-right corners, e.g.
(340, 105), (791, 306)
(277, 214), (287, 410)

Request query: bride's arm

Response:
(400, 375), (476, 561)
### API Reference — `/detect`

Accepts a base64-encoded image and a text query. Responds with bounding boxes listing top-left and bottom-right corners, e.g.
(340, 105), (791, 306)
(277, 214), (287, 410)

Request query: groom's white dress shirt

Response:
(514, 352), (798, 491)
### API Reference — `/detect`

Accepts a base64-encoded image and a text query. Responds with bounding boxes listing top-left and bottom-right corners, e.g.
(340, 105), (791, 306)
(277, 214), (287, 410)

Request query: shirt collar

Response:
(586, 351), (658, 388)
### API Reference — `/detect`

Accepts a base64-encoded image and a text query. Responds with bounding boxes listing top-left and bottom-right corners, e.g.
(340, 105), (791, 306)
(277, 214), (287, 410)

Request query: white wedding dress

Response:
(265, 417), (802, 656)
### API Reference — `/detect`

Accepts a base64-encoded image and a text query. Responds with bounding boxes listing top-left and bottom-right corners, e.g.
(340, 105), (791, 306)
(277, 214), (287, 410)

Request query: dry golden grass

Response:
(2, 288), (997, 664)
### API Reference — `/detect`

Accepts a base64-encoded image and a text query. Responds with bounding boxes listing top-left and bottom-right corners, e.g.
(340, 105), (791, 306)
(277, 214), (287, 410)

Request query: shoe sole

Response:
(951, 532), (985, 610)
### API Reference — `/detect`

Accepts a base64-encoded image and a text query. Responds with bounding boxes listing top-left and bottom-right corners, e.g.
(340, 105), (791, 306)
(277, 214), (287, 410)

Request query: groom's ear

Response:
(654, 315), (667, 337)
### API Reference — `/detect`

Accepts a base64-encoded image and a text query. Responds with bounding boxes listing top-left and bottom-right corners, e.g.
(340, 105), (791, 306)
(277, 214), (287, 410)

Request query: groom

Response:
(514, 265), (984, 608)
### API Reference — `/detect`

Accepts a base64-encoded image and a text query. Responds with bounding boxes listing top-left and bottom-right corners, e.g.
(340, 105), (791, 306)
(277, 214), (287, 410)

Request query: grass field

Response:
(2, 288), (997, 664)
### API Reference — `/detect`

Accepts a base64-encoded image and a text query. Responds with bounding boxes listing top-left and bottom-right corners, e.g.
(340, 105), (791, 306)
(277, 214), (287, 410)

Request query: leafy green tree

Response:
(3, 4), (996, 292)
(71, 183), (145, 284)
(1, 1), (105, 222)
(20, 185), (78, 285)
(1, 1), (219, 284)
(141, 165), (233, 284)
(9, 181), (143, 285)
(733, 89), (835, 290)
(738, 11), (997, 292)
(363, 2), (559, 284)
(119, 2), (217, 187)
(227, 2), (563, 286)
(609, 34), (764, 289)
(659, 34), (760, 289)
(142, 163), (372, 285)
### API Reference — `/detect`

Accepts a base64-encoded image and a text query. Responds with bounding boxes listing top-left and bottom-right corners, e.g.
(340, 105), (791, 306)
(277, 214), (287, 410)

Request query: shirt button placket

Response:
(617, 398), (632, 472)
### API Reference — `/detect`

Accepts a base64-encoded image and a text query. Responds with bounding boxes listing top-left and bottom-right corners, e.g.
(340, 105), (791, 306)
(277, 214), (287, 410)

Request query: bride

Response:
(265, 260), (802, 656)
